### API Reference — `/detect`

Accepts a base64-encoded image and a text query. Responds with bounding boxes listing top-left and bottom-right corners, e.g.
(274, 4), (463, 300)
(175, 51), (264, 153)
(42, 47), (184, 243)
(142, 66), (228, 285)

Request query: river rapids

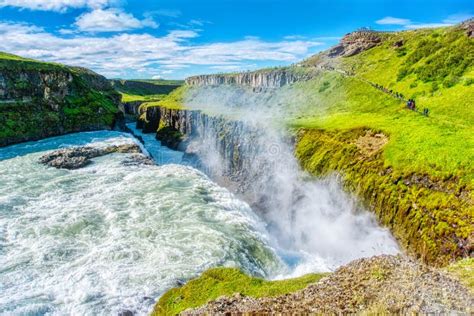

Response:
(0, 127), (398, 315)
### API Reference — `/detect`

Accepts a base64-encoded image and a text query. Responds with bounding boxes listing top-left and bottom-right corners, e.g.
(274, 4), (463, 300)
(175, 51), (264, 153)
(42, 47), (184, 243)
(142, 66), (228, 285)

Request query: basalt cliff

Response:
(185, 67), (316, 89)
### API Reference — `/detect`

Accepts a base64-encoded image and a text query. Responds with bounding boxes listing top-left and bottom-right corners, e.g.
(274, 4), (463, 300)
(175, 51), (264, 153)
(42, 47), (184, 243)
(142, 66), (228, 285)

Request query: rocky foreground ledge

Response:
(39, 143), (153, 169)
(181, 255), (473, 315)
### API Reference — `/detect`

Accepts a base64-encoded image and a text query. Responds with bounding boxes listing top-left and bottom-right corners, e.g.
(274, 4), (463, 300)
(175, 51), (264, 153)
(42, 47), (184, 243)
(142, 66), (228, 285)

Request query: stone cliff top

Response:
(460, 18), (474, 38)
(328, 29), (383, 57)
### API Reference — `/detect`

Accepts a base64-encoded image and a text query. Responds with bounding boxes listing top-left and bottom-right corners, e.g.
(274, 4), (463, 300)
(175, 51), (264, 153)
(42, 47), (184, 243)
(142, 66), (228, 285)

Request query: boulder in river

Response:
(121, 153), (155, 166)
(39, 143), (142, 169)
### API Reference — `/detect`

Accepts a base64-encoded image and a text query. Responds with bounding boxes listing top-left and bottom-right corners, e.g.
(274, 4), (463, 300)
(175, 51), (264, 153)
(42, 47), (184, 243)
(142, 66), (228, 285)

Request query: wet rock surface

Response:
(184, 255), (474, 315)
(39, 143), (142, 169)
(121, 153), (155, 166)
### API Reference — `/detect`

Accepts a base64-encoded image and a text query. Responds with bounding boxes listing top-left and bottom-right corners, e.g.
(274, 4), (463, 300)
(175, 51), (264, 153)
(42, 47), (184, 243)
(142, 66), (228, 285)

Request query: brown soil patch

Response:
(356, 131), (388, 157)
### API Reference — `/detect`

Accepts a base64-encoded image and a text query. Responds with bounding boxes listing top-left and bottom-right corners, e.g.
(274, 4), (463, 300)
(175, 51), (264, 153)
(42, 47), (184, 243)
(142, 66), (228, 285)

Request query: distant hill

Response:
(110, 79), (183, 100)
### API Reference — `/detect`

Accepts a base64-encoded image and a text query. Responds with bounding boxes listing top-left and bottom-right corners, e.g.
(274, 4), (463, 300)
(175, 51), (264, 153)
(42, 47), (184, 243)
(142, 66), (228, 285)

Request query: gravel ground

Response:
(184, 255), (473, 315)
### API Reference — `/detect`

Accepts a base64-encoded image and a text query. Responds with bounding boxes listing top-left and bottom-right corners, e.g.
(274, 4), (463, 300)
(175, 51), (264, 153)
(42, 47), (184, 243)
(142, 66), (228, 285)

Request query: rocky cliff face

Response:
(460, 18), (474, 38)
(0, 70), (72, 103)
(186, 68), (314, 89)
(121, 101), (143, 118)
(136, 103), (472, 266)
(328, 30), (382, 57)
(0, 59), (121, 146)
(135, 105), (292, 211)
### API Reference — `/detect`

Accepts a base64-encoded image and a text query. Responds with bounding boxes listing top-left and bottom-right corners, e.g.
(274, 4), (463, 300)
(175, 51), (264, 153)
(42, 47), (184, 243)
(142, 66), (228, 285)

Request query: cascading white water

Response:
(0, 131), (282, 315)
(184, 85), (400, 275)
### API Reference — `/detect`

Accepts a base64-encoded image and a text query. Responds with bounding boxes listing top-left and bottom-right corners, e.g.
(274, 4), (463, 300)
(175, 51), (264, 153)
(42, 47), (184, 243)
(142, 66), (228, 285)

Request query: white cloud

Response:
(0, 0), (116, 12)
(151, 75), (162, 79)
(0, 21), (323, 78)
(443, 13), (473, 24)
(58, 28), (77, 35)
(75, 9), (158, 32)
(376, 13), (471, 30)
(166, 30), (199, 41)
(210, 64), (257, 72)
(376, 16), (411, 25)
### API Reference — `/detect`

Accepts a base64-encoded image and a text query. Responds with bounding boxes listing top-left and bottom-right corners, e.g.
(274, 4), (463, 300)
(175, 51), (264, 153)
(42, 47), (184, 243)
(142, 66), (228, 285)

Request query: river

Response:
(0, 126), (398, 315)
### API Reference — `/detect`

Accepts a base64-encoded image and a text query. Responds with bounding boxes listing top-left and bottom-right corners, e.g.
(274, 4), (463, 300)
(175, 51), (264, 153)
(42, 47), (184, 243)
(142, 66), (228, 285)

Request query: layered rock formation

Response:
(121, 101), (143, 118)
(0, 56), (121, 146)
(460, 18), (474, 38)
(186, 68), (315, 89)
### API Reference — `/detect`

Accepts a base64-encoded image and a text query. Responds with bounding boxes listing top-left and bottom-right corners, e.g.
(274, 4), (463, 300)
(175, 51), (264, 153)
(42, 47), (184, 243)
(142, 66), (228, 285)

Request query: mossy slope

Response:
(296, 128), (472, 266)
(152, 267), (324, 316)
(291, 24), (473, 265)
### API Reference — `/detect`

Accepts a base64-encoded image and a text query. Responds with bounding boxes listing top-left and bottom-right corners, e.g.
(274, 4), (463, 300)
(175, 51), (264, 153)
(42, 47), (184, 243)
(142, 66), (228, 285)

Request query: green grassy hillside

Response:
(297, 25), (473, 180)
(292, 24), (473, 265)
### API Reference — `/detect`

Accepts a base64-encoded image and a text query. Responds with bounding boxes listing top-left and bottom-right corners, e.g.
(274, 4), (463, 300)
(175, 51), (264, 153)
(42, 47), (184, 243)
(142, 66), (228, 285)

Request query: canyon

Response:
(0, 20), (472, 315)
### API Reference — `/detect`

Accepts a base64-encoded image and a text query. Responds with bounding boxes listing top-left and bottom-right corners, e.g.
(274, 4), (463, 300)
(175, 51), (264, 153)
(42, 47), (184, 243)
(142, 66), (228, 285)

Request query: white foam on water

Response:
(0, 132), (281, 315)
(0, 126), (400, 315)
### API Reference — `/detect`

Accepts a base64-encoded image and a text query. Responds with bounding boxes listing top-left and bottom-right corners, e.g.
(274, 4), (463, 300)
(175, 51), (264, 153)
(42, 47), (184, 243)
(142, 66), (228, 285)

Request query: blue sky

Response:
(0, 0), (472, 79)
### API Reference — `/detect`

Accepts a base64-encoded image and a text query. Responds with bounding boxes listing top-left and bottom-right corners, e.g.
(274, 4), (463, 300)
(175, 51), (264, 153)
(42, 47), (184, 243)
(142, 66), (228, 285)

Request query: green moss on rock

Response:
(152, 267), (324, 316)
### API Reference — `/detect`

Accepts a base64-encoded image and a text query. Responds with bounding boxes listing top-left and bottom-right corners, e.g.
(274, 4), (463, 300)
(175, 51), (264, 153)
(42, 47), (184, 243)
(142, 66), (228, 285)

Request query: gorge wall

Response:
(135, 102), (472, 266)
(134, 103), (404, 272)
(185, 67), (315, 89)
(0, 59), (120, 147)
(135, 103), (286, 208)
(132, 63), (472, 266)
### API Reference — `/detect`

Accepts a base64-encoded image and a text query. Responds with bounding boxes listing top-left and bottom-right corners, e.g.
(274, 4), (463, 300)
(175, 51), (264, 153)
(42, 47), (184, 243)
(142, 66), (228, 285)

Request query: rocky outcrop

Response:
(138, 105), (193, 136)
(135, 104), (288, 210)
(328, 30), (382, 57)
(121, 101), (143, 117)
(460, 18), (474, 38)
(185, 68), (314, 89)
(121, 153), (154, 166)
(184, 255), (473, 315)
(39, 143), (142, 169)
(0, 56), (121, 147)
